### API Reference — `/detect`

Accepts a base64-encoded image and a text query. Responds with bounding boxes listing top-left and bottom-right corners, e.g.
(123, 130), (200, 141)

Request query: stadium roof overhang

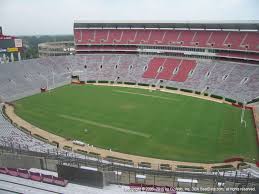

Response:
(74, 20), (259, 31)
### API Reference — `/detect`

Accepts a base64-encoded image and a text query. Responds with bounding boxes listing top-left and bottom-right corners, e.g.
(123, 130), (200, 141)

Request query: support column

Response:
(18, 52), (21, 61)
(11, 53), (14, 62)
(3, 54), (6, 63)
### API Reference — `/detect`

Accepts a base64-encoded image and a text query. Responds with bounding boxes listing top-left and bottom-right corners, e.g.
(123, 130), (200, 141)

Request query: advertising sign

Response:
(14, 39), (22, 47)
(7, 47), (18, 52)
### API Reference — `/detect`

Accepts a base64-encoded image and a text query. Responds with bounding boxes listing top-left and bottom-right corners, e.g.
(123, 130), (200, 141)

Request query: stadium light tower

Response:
(51, 70), (55, 90)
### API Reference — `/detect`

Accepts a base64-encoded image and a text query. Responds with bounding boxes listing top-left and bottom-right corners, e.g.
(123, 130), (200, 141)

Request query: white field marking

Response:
(58, 114), (151, 138)
(113, 90), (180, 101)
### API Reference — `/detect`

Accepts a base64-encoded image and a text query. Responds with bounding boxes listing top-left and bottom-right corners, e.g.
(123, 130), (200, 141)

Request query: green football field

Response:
(14, 85), (258, 163)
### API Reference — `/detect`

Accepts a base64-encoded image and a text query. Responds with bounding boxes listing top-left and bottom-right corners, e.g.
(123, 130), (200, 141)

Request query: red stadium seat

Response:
(29, 171), (42, 182)
(191, 31), (211, 47)
(18, 169), (30, 179)
(133, 30), (150, 44)
(179, 31), (196, 46)
(74, 28), (259, 52)
(107, 29), (123, 44)
(171, 60), (197, 82)
(206, 31), (228, 48)
(241, 32), (259, 51)
(7, 168), (18, 176)
(120, 30), (136, 44)
(53, 176), (69, 187)
(149, 30), (165, 44)
(163, 30), (181, 45)
(224, 31), (246, 50)
(42, 174), (54, 184)
(156, 58), (181, 80)
(0, 167), (7, 174)
(143, 58), (165, 78)
(94, 30), (108, 43)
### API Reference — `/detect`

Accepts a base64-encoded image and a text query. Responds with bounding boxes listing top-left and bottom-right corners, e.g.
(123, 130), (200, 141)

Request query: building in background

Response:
(38, 41), (74, 57)
(0, 27), (23, 63)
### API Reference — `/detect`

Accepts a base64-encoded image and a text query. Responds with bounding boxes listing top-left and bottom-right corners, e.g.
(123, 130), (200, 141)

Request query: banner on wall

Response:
(7, 47), (18, 52)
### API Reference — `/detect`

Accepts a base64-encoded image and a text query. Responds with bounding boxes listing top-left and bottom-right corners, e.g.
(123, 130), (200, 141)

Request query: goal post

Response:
(240, 99), (247, 128)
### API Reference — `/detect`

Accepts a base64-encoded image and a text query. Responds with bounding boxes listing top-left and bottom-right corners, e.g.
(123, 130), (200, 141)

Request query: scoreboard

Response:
(0, 27), (23, 62)
(0, 39), (15, 49)
(0, 37), (22, 50)
(0, 27), (22, 49)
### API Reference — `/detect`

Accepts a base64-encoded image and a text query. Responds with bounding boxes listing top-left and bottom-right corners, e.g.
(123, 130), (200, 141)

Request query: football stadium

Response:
(1, 2), (259, 194)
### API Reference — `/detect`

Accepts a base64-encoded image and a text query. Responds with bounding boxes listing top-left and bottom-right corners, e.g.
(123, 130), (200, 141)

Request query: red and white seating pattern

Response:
(143, 58), (165, 78)
(143, 57), (197, 82)
(0, 167), (68, 186)
(1, 55), (259, 102)
(74, 29), (259, 52)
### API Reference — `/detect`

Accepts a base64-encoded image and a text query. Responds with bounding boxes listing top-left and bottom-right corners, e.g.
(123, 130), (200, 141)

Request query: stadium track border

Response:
(4, 83), (258, 171)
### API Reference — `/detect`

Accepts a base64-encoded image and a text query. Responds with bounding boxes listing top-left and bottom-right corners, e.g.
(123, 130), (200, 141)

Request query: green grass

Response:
(14, 85), (259, 163)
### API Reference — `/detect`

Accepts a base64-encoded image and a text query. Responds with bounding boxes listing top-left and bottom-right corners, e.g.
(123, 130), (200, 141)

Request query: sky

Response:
(0, 0), (259, 36)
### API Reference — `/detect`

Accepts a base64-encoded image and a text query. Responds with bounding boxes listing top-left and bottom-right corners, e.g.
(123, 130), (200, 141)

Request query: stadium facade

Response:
(38, 41), (75, 57)
(74, 20), (259, 62)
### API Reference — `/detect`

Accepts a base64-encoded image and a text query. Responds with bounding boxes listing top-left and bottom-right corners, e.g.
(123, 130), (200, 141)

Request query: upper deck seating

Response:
(75, 29), (259, 52)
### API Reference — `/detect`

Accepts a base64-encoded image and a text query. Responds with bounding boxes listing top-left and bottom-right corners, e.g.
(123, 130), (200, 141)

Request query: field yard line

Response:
(58, 114), (151, 138)
(113, 90), (179, 101)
